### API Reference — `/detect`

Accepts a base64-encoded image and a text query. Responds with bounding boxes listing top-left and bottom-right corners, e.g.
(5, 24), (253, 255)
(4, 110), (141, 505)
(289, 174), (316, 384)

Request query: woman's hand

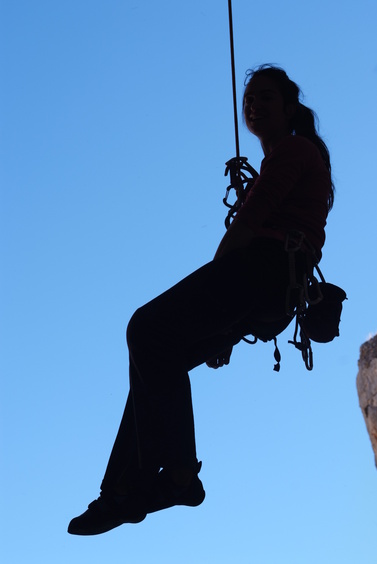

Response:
(206, 347), (233, 369)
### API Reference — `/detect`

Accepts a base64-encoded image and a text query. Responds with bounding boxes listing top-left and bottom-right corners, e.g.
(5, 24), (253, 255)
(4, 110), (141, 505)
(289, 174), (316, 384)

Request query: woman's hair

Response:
(244, 64), (334, 211)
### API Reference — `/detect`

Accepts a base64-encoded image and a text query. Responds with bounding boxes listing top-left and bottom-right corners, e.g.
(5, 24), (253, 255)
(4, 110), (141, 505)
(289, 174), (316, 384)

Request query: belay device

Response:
(224, 0), (347, 371)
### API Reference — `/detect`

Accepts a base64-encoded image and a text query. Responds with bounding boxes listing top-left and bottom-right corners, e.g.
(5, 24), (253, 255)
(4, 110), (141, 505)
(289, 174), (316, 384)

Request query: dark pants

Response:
(101, 238), (298, 493)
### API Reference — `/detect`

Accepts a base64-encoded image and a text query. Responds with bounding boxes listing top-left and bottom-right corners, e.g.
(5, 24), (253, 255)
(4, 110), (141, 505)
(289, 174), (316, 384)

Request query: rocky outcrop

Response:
(357, 334), (377, 467)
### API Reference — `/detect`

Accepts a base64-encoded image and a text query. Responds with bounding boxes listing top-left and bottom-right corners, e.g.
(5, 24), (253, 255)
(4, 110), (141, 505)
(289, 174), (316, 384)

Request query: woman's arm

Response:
(213, 219), (255, 260)
(206, 220), (254, 370)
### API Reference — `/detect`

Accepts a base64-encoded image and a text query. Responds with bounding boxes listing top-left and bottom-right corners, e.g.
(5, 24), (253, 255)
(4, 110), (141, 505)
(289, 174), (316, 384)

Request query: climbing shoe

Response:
(146, 461), (205, 514)
(68, 463), (205, 534)
(67, 490), (147, 536)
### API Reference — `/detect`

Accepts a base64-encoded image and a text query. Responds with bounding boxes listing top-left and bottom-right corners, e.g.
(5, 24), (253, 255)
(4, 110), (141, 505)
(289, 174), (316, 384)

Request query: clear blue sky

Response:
(1, 1), (377, 563)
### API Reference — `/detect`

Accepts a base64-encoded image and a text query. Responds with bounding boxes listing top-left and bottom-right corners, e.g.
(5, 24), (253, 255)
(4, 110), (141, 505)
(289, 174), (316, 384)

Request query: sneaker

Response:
(146, 461), (205, 514)
(67, 490), (147, 536)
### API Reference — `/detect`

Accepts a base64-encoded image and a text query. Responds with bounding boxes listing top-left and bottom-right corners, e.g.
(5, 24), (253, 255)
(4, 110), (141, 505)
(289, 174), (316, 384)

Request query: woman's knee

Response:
(126, 302), (164, 348)
(126, 307), (148, 349)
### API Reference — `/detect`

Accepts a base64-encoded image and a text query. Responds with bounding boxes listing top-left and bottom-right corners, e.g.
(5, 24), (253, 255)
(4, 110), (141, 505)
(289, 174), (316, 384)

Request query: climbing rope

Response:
(227, 0), (240, 161)
(224, 0), (258, 228)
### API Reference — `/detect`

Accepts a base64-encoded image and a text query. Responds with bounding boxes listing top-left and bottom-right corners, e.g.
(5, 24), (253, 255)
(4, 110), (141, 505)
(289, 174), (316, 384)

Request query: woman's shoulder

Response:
(266, 134), (324, 169)
(275, 134), (319, 154)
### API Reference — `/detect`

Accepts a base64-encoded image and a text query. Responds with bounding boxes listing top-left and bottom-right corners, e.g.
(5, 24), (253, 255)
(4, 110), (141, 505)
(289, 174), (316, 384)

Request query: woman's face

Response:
(243, 75), (293, 142)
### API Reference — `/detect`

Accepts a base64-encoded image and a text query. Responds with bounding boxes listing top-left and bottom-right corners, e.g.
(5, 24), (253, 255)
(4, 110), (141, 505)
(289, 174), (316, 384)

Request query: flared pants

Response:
(101, 238), (297, 492)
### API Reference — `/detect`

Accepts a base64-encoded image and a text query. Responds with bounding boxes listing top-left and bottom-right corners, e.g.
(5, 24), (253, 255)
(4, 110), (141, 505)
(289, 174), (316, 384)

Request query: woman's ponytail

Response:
(293, 102), (334, 210)
(293, 103), (317, 139)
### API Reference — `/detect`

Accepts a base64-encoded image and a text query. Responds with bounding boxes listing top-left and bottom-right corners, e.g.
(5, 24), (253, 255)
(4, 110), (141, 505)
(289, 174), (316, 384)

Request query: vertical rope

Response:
(228, 0), (240, 159)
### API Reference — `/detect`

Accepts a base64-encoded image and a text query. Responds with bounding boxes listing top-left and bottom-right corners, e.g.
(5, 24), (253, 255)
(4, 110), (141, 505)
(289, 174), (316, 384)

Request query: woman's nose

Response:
(251, 97), (262, 110)
(246, 98), (259, 113)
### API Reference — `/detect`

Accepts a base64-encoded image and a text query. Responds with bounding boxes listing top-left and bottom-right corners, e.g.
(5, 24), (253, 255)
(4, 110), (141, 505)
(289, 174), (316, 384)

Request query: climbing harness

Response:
(285, 232), (347, 369)
(224, 2), (347, 371)
(284, 231), (347, 370)
(240, 231), (347, 372)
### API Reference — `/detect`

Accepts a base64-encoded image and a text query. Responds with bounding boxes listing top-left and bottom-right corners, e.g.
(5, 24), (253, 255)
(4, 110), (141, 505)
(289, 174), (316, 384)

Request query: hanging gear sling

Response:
(224, 0), (346, 371)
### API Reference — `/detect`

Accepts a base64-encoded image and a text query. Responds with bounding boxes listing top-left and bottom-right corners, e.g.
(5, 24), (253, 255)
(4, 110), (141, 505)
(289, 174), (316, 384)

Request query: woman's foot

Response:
(67, 462), (205, 535)
(146, 461), (205, 514)
(67, 490), (147, 536)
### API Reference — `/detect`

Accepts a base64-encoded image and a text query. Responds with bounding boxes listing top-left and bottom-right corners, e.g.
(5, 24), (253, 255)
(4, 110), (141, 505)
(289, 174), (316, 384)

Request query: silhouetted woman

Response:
(68, 65), (334, 535)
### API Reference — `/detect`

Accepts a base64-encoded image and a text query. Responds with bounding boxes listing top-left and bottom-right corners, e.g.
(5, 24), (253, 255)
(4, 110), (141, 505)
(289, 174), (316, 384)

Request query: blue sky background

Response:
(1, 1), (377, 563)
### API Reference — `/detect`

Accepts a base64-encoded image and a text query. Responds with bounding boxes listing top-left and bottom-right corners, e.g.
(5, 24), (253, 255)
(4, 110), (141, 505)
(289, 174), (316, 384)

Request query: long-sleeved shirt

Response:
(234, 134), (331, 257)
